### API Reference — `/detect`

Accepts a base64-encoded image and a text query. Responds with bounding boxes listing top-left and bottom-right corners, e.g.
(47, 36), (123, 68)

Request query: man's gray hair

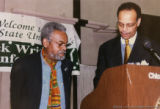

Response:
(40, 22), (66, 42)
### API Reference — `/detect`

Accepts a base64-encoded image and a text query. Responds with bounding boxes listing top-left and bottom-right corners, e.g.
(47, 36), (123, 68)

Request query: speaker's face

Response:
(118, 9), (141, 40)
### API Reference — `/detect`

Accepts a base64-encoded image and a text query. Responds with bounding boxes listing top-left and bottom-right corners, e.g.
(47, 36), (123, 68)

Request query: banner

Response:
(0, 12), (80, 75)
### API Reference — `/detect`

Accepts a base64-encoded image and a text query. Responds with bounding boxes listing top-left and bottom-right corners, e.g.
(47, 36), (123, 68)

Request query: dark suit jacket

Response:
(94, 34), (160, 88)
(10, 52), (73, 109)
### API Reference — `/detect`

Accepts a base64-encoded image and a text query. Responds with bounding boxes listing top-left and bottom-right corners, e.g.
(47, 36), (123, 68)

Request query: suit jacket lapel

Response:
(114, 36), (122, 65)
(128, 34), (140, 63)
(61, 59), (73, 109)
(30, 53), (42, 108)
(128, 34), (148, 63)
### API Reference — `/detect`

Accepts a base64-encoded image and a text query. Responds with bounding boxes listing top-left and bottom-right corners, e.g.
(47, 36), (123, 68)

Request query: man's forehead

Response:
(118, 21), (136, 24)
(50, 31), (68, 42)
(118, 9), (137, 18)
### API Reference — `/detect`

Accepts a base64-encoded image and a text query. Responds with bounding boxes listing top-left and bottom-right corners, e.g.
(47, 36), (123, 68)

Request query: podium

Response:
(81, 65), (160, 109)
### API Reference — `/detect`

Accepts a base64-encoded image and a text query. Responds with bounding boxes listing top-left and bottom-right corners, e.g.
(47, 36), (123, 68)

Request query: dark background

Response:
(138, 14), (160, 43)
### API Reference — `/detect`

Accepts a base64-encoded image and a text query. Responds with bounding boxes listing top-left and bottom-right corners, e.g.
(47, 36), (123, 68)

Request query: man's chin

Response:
(49, 55), (65, 61)
(56, 56), (65, 61)
(121, 35), (131, 40)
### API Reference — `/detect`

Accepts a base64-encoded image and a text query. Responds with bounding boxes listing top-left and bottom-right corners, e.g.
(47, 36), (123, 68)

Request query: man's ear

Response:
(42, 38), (49, 48)
(137, 18), (141, 27)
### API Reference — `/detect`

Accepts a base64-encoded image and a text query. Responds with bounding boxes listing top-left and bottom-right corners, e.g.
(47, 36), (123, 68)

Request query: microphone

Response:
(144, 40), (160, 63)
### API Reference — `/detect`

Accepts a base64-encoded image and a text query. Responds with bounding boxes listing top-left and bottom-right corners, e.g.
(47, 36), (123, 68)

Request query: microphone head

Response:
(144, 40), (151, 48)
(143, 40), (153, 52)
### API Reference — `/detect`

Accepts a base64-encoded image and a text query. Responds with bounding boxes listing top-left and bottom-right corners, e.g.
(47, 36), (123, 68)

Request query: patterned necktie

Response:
(42, 48), (61, 109)
(124, 39), (131, 64)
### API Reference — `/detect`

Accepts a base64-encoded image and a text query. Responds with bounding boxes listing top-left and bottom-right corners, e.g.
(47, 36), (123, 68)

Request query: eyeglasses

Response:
(117, 22), (137, 29)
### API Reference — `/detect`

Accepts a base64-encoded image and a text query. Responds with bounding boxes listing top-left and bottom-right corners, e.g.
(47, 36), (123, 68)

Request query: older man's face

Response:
(43, 30), (68, 62)
(117, 9), (141, 40)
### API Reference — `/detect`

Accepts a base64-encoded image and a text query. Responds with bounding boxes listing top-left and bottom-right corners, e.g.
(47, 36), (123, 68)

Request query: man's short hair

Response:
(40, 22), (66, 42)
(117, 2), (141, 20)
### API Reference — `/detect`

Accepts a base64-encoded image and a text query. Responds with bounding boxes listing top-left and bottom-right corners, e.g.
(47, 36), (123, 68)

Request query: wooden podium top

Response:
(81, 65), (160, 109)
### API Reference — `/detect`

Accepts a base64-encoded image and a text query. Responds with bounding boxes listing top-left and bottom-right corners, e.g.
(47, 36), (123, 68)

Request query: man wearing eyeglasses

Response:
(94, 2), (160, 88)
(11, 22), (73, 109)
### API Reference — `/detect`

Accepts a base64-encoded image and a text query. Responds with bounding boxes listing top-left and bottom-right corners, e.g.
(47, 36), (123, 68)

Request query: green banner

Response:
(0, 41), (42, 66)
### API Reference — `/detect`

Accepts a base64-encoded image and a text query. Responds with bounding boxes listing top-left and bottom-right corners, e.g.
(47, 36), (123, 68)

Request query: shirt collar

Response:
(121, 32), (137, 45)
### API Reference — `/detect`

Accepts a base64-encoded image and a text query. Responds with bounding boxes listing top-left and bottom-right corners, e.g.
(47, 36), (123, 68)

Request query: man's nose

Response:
(62, 45), (67, 51)
(122, 25), (128, 31)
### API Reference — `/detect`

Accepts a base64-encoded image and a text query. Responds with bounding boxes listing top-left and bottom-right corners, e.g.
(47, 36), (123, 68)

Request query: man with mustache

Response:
(11, 22), (73, 109)
(94, 2), (160, 88)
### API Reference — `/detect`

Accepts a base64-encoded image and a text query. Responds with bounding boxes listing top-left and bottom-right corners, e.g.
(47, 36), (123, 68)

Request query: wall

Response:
(81, 0), (160, 27)
(4, 0), (73, 18)
(0, 0), (5, 11)
(81, 27), (117, 65)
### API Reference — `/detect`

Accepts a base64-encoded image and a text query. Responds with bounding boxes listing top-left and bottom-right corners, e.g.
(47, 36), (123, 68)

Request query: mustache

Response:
(58, 50), (66, 54)
(121, 32), (129, 34)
